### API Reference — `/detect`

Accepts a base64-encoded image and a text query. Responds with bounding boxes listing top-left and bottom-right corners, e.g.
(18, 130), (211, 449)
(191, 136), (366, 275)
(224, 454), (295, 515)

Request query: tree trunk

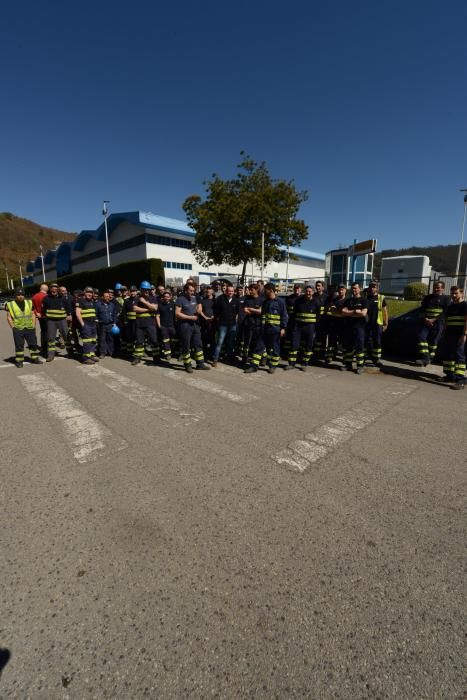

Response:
(240, 259), (248, 285)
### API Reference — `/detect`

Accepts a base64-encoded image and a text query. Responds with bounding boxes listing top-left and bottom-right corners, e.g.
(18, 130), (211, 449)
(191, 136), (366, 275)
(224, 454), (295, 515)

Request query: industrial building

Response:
(379, 255), (432, 295)
(25, 210), (325, 287)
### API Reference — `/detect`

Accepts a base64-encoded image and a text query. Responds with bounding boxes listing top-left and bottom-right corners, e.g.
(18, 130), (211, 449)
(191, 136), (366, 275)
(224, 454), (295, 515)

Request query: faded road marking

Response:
(274, 384), (417, 472)
(77, 364), (204, 426)
(160, 368), (259, 404)
(18, 372), (126, 464)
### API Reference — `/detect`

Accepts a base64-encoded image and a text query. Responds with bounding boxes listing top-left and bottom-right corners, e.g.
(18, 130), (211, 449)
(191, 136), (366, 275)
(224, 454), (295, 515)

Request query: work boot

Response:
(452, 382), (465, 391)
(15, 362), (23, 369)
(196, 363), (210, 370)
(82, 358), (94, 365)
(211, 361), (218, 367)
(244, 366), (258, 373)
(46, 355), (54, 362)
(131, 358), (140, 366)
(284, 364), (296, 370)
(355, 367), (364, 375)
(91, 356), (99, 363)
(31, 358), (42, 364)
(299, 365), (307, 372)
(185, 365), (194, 373)
(267, 366), (276, 374)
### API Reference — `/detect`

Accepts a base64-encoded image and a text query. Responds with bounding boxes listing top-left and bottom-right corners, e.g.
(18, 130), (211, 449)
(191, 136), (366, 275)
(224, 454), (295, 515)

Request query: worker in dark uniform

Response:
(122, 285), (139, 359)
(6, 288), (41, 368)
(96, 289), (119, 358)
(321, 285), (337, 364)
(132, 281), (159, 366)
(156, 290), (176, 363)
(312, 280), (327, 360)
(241, 283), (263, 369)
(416, 280), (450, 366)
(175, 282), (210, 372)
(365, 281), (388, 367)
(246, 283), (288, 374)
(327, 284), (347, 364)
(42, 282), (72, 361)
(341, 282), (368, 374)
(286, 285), (321, 371)
(198, 286), (215, 361)
(440, 285), (467, 390)
(75, 286), (98, 364)
(283, 283), (302, 359)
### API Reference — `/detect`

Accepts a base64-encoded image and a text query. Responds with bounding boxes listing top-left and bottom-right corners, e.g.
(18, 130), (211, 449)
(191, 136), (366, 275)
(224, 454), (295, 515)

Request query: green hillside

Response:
(0, 213), (75, 292)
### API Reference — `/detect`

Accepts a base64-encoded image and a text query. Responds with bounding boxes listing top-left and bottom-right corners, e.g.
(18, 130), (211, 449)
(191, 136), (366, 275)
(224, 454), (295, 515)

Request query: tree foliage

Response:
(182, 154), (309, 279)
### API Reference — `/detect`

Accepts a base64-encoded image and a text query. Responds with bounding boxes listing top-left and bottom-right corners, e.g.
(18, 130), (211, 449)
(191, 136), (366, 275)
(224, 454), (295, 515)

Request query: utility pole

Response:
(40, 245), (46, 282)
(103, 200), (110, 267)
(454, 189), (467, 284)
(261, 227), (265, 280)
(19, 261), (23, 286)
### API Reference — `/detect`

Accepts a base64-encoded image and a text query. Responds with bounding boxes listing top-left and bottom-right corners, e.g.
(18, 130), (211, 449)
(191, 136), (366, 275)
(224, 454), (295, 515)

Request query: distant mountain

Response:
(374, 243), (466, 278)
(0, 213), (75, 291)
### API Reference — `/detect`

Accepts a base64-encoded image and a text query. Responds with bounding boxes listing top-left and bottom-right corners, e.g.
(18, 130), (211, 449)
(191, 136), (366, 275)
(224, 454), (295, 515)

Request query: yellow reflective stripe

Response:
(127, 312), (136, 319)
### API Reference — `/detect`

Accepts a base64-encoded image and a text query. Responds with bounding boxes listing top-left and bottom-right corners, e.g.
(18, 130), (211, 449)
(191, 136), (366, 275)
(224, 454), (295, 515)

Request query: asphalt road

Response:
(0, 319), (465, 699)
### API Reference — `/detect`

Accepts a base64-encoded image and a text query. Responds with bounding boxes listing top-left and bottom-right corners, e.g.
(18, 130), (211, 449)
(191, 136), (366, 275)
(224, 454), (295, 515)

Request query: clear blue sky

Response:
(1, 0), (466, 253)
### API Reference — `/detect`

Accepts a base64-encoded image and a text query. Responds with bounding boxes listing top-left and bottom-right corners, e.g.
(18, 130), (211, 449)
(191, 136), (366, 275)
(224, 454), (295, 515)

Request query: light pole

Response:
(454, 189), (467, 284)
(19, 260), (23, 286)
(40, 245), (46, 282)
(261, 227), (265, 280)
(103, 200), (110, 268)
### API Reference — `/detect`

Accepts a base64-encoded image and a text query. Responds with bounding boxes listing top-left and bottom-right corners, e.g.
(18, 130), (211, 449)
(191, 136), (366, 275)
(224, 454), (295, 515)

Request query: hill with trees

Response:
(0, 212), (75, 291)
(374, 243), (466, 278)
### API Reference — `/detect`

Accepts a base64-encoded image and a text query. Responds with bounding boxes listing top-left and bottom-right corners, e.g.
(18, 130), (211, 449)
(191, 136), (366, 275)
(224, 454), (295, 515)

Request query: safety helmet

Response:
(114, 283), (123, 290)
(140, 281), (152, 290)
(111, 325), (121, 335)
(129, 285), (138, 292)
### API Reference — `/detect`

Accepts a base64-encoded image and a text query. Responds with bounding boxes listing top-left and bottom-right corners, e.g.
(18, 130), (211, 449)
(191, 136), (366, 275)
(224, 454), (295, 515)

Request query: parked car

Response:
(0, 297), (13, 311)
(382, 307), (449, 361)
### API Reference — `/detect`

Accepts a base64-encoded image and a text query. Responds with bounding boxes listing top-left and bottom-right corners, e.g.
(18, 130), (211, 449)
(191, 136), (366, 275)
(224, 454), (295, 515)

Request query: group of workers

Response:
(4, 277), (467, 389)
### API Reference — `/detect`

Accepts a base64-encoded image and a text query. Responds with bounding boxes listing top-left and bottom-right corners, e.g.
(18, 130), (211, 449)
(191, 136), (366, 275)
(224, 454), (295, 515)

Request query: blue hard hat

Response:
(111, 324), (120, 335)
(114, 282), (123, 290)
(140, 280), (151, 290)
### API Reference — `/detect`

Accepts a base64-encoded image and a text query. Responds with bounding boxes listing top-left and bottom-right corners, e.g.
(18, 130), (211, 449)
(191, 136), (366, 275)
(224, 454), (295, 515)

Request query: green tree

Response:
(182, 154), (309, 281)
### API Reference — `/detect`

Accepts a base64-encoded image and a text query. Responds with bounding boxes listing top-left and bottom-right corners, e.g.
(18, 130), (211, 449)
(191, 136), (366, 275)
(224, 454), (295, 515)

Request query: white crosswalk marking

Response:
(156, 367), (259, 403)
(18, 372), (127, 464)
(214, 362), (327, 390)
(274, 384), (417, 472)
(77, 364), (204, 426)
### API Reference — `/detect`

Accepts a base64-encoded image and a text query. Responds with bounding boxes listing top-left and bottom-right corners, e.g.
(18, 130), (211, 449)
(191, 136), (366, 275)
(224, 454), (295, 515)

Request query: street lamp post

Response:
(19, 261), (23, 286)
(454, 189), (467, 284)
(4, 266), (10, 292)
(261, 227), (265, 280)
(103, 200), (110, 268)
(40, 245), (46, 282)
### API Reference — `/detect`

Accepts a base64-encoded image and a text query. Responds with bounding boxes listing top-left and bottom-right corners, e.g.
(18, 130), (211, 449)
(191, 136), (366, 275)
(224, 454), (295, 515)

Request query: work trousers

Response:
(417, 321), (443, 361)
(159, 325), (176, 359)
(123, 320), (136, 356)
(178, 322), (205, 367)
(327, 319), (344, 361)
(38, 317), (48, 356)
(289, 324), (316, 366)
(313, 316), (327, 359)
(258, 325), (281, 367)
(80, 321), (97, 359)
(98, 322), (114, 357)
(241, 323), (262, 363)
(47, 319), (70, 358)
(343, 324), (366, 368)
(441, 334), (466, 382)
(134, 321), (158, 361)
(365, 324), (383, 363)
(12, 328), (39, 364)
(200, 320), (215, 359)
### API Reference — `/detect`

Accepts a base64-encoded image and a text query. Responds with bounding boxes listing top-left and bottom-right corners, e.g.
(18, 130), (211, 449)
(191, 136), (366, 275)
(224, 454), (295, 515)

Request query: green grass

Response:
(386, 299), (420, 318)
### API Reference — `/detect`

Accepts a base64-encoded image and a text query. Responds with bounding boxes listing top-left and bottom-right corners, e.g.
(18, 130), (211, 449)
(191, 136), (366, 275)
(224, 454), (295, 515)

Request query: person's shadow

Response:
(0, 648), (11, 679)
